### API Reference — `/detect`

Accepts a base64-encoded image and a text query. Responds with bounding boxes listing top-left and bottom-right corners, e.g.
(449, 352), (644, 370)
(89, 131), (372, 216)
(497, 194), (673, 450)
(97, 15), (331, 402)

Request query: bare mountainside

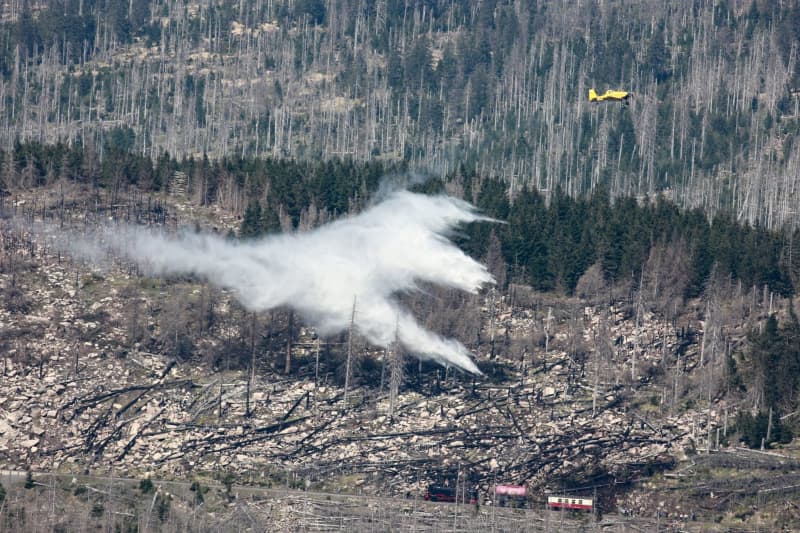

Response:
(2, 185), (800, 530)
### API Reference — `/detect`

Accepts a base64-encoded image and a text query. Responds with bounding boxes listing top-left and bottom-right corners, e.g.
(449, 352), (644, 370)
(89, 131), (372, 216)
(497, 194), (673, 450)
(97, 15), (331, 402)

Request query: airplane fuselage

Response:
(588, 88), (631, 102)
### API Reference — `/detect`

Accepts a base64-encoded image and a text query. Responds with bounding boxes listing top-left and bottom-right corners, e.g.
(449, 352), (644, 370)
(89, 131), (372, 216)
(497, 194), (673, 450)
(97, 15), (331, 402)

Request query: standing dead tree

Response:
(388, 321), (403, 420)
(343, 296), (356, 409)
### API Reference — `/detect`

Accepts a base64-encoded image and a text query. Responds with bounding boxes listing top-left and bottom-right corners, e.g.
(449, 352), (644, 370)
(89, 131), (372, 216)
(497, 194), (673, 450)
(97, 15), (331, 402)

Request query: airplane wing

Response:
(603, 90), (630, 101)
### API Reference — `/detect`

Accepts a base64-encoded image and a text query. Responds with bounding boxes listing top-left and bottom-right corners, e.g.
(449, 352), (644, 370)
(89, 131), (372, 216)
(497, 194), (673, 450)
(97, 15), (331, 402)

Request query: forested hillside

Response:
(4, 140), (798, 299)
(1, 0), (800, 228)
(5, 141), (800, 429)
(5, 2), (800, 528)
(4, 148), (800, 527)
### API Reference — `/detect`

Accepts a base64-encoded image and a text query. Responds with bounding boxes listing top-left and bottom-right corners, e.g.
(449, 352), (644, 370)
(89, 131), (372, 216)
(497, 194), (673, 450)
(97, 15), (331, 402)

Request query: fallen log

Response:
(155, 415), (313, 463)
(61, 379), (197, 420)
(82, 405), (113, 453)
(115, 390), (149, 420)
(282, 391), (310, 422)
(282, 418), (336, 459)
(116, 407), (166, 461)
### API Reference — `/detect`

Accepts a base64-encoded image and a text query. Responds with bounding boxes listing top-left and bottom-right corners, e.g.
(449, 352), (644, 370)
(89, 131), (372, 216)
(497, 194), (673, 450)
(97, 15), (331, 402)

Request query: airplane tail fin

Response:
(588, 88), (598, 102)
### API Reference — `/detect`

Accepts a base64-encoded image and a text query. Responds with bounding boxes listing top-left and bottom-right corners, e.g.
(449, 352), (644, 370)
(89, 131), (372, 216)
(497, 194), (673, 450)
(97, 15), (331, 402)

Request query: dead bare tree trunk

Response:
(380, 348), (387, 393)
(315, 336), (321, 389)
(389, 319), (403, 420)
(489, 289), (497, 359)
(343, 297), (356, 409)
(246, 312), (256, 418)
(218, 377), (223, 421)
(633, 269), (644, 381)
(284, 310), (294, 374)
(593, 311), (613, 418)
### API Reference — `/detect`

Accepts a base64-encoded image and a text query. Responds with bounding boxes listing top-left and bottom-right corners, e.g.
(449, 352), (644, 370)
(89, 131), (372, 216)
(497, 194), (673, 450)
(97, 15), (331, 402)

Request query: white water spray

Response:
(50, 191), (494, 373)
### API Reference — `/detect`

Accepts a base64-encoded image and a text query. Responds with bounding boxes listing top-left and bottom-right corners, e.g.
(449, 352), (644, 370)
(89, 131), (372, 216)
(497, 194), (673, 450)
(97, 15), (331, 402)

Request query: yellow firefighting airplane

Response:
(588, 88), (631, 103)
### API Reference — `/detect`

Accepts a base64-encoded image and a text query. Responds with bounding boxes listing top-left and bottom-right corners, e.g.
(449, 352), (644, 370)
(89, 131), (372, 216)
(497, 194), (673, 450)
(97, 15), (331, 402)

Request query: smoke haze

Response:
(48, 191), (494, 374)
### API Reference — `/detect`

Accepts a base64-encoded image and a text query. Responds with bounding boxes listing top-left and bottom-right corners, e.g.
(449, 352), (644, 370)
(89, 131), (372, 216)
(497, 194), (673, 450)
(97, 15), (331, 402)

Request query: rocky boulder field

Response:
(1, 187), (799, 531)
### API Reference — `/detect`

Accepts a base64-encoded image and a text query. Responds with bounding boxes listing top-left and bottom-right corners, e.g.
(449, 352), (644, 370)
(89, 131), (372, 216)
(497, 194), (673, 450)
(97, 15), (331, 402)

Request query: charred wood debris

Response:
(0, 188), (777, 507)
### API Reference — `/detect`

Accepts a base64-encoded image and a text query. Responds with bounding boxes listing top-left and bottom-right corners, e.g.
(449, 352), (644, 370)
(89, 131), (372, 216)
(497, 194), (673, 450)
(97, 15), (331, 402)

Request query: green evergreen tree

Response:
(240, 201), (263, 239)
(646, 23), (671, 82)
(404, 36), (434, 91)
(294, 0), (326, 24)
(749, 314), (800, 418)
(260, 202), (282, 234)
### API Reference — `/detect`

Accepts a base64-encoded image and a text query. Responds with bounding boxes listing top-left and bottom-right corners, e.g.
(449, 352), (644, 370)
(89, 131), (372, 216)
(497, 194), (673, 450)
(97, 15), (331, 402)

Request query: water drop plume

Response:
(53, 191), (495, 374)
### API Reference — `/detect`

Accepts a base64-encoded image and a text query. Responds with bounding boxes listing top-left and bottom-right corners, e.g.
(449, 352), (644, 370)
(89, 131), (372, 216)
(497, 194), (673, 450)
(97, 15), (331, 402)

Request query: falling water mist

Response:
(41, 190), (495, 374)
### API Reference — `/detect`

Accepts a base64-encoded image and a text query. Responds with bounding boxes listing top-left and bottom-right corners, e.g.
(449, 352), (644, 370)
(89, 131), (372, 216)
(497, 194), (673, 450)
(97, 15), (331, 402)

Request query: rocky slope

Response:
(0, 186), (795, 529)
